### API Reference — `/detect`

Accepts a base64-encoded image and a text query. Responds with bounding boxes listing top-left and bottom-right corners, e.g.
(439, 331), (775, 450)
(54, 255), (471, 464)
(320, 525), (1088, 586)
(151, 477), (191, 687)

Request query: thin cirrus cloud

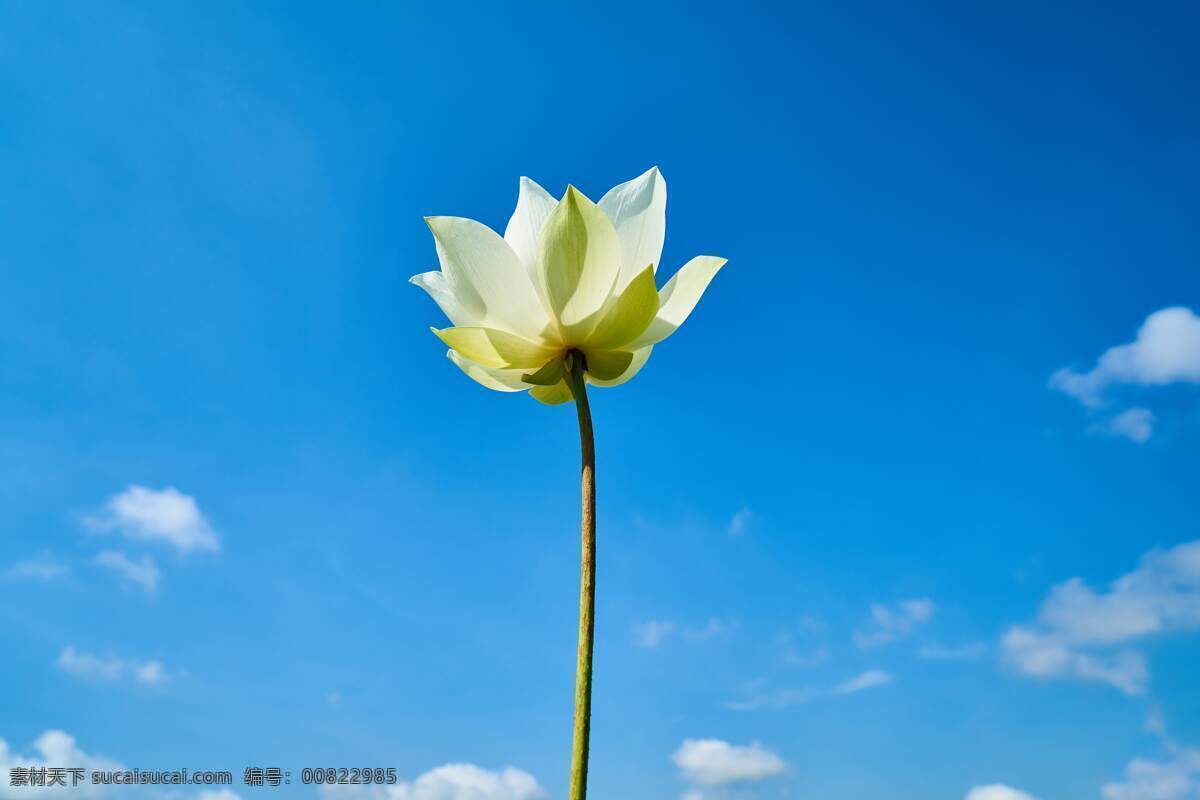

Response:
(2, 552), (69, 582)
(633, 617), (736, 649)
(318, 763), (546, 799)
(56, 647), (172, 687)
(726, 669), (894, 711)
(83, 485), (220, 555)
(1050, 306), (1200, 442)
(964, 785), (1038, 800)
(854, 598), (936, 648)
(831, 669), (893, 695)
(918, 641), (988, 661)
(728, 507), (754, 536)
(1001, 539), (1200, 695)
(672, 738), (787, 790)
(94, 551), (159, 595)
(633, 620), (675, 649)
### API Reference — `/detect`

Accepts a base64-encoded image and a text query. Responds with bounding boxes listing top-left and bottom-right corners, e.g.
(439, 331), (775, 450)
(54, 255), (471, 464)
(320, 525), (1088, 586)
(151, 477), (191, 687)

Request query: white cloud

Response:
(1051, 306), (1200, 407)
(918, 642), (987, 660)
(3, 552), (69, 581)
(57, 647), (173, 687)
(728, 507), (754, 536)
(84, 485), (219, 554)
(672, 739), (786, 787)
(1102, 748), (1200, 799)
(1090, 407), (1156, 444)
(1001, 539), (1200, 694)
(319, 763), (545, 799)
(964, 785), (1038, 800)
(633, 620), (675, 649)
(1001, 627), (1147, 695)
(197, 792), (242, 800)
(854, 598), (935, 648)
(831, 669), (893, 695)
(0, 730), (122, 798)
(95, 551), (159, 595)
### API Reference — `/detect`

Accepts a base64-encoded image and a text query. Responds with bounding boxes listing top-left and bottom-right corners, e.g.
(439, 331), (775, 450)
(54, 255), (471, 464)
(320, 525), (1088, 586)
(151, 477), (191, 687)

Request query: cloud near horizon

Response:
(319, 763), (545, 799)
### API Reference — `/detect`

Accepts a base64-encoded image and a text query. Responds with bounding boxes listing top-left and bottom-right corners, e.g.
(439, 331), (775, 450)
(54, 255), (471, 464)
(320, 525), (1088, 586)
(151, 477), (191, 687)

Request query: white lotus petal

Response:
(586, 345), (653, 387)
(632, 255), (726, 348)
(433, 326), (559, 370)
(427, 216), (555, 343)
(410, 271), (478, 327)
(447, 350), (530, 393)
(599, 166), (666, 289)
(539, 186), (622, 342)
(504, 176), (558, 274)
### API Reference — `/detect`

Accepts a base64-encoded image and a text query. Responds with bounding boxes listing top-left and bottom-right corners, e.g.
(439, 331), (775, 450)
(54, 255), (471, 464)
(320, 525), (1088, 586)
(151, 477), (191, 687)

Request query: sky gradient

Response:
(2, 2), (1199, 799)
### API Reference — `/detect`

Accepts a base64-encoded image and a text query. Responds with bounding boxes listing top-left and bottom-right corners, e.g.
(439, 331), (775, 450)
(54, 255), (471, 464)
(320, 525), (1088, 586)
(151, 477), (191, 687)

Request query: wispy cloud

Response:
(94, 550), (159, 595)
(57, 647), (174, 686)
(831, 669), (893, 694)
(3, 552), (69, 581)
(1101, 713), (1200, 800)
(965, 785), (1038, 800)
(84, 485), (220, 554)
(682, 617), (738, 643)
(854, 598), (935, 648)
(728, 507), (754, 536)
(918, 641), (987, 661)
(632, 620), (675, 649)
(1001, 539), (1200, 694)
(633, 617), (737, 649)
(1089, 407), (1155, 444)
(726, 669), (893, 710)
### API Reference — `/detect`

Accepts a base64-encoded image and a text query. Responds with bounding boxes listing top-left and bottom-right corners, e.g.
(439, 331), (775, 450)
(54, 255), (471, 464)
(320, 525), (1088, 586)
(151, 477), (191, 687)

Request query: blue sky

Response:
(2, 2), (1199, 799)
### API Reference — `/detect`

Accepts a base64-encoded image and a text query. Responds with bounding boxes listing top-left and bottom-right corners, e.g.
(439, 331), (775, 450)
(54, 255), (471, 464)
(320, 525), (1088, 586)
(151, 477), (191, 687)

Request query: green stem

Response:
(566, 352), (596, 800)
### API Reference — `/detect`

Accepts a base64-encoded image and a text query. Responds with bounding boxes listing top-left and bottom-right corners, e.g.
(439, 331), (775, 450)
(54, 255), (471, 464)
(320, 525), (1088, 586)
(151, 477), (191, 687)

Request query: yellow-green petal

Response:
(530, 379), (574, 405)
(586, 345), (653, 388)
(581, 349), (634, 381)
(585, 265), (660, 350)
(433, 326), (558, 369)
(447, 350), (529, 393)
(632, 255), (727, 348)
(539, 186), (621, 342)
(522, 356), (565, 386)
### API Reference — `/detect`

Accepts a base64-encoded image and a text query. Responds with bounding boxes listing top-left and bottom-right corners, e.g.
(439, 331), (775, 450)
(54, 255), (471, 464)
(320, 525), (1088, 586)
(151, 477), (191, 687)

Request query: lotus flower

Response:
(413, 167), (726, 800)
(412, 167), (726, 402)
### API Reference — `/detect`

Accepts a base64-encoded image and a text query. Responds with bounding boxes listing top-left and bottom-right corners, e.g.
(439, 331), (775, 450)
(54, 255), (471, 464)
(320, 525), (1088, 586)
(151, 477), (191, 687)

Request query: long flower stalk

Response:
(566, 351), (596, 800)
